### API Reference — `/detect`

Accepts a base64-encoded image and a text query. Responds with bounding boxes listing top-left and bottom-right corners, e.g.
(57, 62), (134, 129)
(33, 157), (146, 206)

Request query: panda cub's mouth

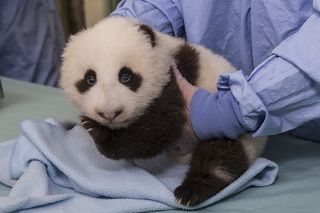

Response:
(96, 117), (134, 130)
(105, 119), (131, 129)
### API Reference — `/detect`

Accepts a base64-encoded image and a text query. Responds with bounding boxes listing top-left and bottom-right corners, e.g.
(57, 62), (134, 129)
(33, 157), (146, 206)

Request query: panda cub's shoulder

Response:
(153, 30), (235, 93)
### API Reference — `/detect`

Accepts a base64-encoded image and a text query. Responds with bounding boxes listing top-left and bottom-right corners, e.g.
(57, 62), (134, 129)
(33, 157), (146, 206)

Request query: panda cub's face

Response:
(60, 17), (172, 129)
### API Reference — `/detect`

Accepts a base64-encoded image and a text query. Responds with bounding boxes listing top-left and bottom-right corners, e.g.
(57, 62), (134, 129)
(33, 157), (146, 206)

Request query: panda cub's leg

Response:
(174, 138), (249, 206)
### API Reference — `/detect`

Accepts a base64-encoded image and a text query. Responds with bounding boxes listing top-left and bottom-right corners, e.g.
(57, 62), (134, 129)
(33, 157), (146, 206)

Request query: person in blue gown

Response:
(112, 0), (320, 142)
(0, 0), (64, 86)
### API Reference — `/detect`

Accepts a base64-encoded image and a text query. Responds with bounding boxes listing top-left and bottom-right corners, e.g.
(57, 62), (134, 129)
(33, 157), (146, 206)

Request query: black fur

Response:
(138, 24), (156, 47)
(119, 67), (142, 92)
(82, 68), (186, 159)
(174, 138), (249, 206)
(75, 69), (96, 93)
(174, 43), (199, 85)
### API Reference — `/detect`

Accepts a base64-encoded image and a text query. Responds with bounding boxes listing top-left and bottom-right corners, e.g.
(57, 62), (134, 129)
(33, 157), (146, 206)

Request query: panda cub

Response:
(60, 17), (266, 206)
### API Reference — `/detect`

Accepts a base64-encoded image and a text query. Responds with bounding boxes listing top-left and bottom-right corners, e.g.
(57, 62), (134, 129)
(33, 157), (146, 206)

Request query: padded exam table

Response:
(0, 77), (319, 213)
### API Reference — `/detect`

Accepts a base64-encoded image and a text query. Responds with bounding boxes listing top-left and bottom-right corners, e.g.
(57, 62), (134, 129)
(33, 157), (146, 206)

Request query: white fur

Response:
(211, 166), (234, 183)
(60, 17), (172, 128)
(240, 135), (267, 163)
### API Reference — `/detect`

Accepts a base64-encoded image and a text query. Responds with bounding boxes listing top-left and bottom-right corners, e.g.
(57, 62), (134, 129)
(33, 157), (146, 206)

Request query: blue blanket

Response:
(0, 119), (278, 212)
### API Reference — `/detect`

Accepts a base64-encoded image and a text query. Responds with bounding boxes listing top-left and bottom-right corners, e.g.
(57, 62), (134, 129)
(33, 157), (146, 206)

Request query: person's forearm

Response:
(110, 0), (184, 36)
(220, 9), (320, 137)
(191, 3), (320, 138)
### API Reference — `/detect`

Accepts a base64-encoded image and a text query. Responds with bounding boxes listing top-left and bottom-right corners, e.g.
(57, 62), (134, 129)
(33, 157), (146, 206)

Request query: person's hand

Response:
(172, 65), (197, 110)
(172, 65), (199, 143)
(173, 65), (245, 140)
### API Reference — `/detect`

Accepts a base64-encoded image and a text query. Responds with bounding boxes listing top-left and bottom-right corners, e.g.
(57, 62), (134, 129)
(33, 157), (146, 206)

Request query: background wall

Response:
(55, 0), (120, 39)
(84, 0), (119, 27)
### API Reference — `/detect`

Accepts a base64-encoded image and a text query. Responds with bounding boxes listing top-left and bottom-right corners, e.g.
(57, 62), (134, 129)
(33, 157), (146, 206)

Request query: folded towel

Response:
(0, 119), (278, 213)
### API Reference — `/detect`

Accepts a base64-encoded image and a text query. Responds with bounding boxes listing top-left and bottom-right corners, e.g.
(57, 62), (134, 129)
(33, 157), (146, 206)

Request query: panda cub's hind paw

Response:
(174, 182), (204, 207)
(174, 177), (224, 207)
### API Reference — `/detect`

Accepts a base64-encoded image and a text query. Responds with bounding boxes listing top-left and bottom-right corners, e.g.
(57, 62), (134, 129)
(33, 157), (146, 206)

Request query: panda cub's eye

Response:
(75, 69), (97, 93)
(118, 67), (142, 92)
(85, 70), (96, 86)
(120, 73), (131, 83)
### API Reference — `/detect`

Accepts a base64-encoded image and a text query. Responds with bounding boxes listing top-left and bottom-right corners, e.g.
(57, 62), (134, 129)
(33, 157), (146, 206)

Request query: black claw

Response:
(174, 185), (200, 206)
(174, 175), (227, 207)
(81, 116), (100, 129)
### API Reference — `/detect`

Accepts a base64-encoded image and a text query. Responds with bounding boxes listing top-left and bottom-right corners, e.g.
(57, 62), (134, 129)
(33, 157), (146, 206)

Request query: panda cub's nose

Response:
(96, 108), (123, 121)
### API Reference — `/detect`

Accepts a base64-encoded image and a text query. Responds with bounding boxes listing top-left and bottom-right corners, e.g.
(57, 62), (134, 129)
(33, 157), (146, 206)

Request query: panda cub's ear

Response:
(138, 24), (157, 47)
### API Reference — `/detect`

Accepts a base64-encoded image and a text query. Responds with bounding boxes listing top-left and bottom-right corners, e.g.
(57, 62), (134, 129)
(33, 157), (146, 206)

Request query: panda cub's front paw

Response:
(81, 116), (110, 143)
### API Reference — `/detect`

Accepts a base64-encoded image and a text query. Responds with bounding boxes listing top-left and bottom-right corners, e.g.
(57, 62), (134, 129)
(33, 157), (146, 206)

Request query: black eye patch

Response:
(118, 67), (142, 92)
(75, 69), (96, 93)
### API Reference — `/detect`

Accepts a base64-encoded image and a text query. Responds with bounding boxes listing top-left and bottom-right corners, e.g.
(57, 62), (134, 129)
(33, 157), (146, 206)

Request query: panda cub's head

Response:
(60, 17), (173, 129)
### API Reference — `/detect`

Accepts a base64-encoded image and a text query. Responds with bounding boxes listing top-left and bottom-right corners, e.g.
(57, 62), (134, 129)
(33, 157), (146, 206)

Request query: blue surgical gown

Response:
(0, 0), (64, 86)
(112, 0), (320, 141)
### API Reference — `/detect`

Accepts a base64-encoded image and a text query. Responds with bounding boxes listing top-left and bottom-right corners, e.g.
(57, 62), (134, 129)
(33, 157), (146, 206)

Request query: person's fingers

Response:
(173, 66), (184, 85)
(173, 66), (195, 95)
(172, 65), (197, 108)
(172, 65), (199, 140)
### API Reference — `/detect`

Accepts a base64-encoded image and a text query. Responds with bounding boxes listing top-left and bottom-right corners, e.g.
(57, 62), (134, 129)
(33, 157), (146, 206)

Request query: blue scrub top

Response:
(0, 0), (64, 86)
